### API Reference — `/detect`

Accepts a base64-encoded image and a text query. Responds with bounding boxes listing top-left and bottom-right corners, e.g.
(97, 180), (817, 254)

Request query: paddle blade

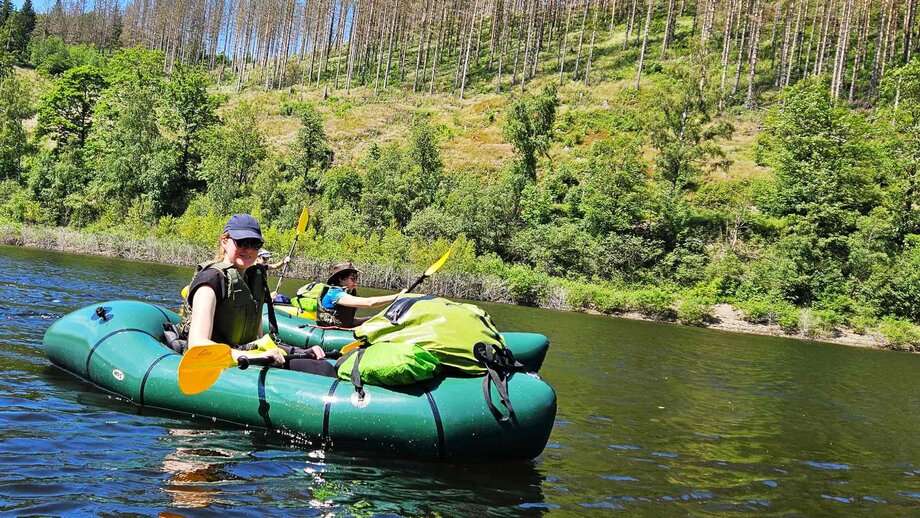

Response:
(296, 207), (309, 234)
(424, 241), (456, 277)
(178, 344), (238, 395)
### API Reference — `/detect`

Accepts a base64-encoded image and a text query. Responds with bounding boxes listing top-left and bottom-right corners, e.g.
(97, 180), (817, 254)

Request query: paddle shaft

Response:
(274, 233), (300, 293)
(239, 350), (341, 369)
(406, 274), (428, 293)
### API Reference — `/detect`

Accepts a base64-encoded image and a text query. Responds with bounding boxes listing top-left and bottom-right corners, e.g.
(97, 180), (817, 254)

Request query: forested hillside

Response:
(0, 0), (918, 349)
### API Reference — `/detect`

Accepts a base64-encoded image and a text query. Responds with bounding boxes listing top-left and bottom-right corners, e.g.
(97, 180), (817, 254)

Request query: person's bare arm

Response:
(187, 286), (218, 348)
(336, 290), (405, 308)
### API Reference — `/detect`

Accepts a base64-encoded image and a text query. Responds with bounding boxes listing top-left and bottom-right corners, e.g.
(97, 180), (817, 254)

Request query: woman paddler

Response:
(183, 214), (336, 376)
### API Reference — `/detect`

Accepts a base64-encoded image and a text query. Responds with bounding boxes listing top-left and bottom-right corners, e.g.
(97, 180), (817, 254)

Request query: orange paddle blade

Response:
(177, 344), (237, 395)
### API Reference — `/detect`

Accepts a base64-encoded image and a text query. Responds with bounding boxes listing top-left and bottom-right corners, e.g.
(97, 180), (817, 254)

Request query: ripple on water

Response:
(579, 501), (625, 509)
(821, 494), (852, 503)
(803, 461), (851, 470)
(601, 475), (639, 482)
(608, 444), (641, 450)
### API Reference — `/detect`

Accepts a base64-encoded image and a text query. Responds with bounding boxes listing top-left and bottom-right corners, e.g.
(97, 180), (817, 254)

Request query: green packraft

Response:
(291, 282), (328, 313)
(336, 342), (440, 386)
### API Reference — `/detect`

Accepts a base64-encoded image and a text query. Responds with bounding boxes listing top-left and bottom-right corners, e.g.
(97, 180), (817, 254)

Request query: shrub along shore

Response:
(6, 224), (916, 353)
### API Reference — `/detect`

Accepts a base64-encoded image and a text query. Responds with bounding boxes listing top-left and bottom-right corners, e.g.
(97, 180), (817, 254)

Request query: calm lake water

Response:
(1, 244), (918, 516)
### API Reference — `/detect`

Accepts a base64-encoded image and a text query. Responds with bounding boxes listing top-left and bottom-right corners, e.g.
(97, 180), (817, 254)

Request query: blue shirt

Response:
(320, 286), (346, 310)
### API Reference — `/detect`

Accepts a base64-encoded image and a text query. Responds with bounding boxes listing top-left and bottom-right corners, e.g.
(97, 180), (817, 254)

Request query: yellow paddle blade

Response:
(424, 240), (457, 277)
(340, 339), (363, 355)
(296, 207), (309, 234)
(180, 284), (189, 300)
(178, 344), (238, 395)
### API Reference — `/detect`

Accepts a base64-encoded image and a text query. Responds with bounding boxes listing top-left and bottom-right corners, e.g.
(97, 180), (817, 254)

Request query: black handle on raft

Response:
(237, 356), (275, 370)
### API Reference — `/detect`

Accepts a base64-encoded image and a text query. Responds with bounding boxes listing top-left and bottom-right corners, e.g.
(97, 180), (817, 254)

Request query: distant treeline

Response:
(8, 0), (918, 103)
(0, 1), (918, 349)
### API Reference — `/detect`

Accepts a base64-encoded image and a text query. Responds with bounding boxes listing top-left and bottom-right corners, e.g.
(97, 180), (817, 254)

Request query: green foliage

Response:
(36, 65), (107, 149)
(29, 36), (73, 75)
(502, 84), (559, 182)
(632, 287), (676, 320)
(676, 297), (714, 326)
(863, 242), (920, 322)
(649, 65), (733, 249)
(874, 317), (920, 351)
(877, 60), (920, 250)
(579, 135), (650, 235)
(510, 222), (601, 278)
(0, 73), (33, 180)
(738, 298), (800, 332)
(288, 103), (332, 192)
(594, 288), (631, 314)
(563, 282), (596, 311)
(162, 63), (220, 185)
(201, 102), (266, 213)
(505, 265), (551, 306)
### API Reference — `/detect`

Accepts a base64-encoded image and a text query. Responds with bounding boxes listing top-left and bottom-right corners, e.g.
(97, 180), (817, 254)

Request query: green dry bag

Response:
(354, 294), (507, 375)
(336, 342), (440, 386)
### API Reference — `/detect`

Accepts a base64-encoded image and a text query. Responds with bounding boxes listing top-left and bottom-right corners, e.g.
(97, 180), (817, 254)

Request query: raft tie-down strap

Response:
(257, 368), (273, 429)
(321, 379), (342, 442)
(139, 353), (175, 406)
(85, 328), (158, 379)
(424, 387), (446, 461)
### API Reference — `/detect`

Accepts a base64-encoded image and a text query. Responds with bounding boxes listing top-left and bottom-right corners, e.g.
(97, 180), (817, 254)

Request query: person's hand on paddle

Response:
(306, 345), (326, 360)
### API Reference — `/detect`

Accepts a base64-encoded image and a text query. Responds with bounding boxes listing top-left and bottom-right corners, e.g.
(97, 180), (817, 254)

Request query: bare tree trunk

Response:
(461, 0), (480, 98)
(585, 4), (599, 84)
(832, 0), (854, 97)
(746, 0), (764, 108)
(574, 0), (591, 79)
(662, 0), (677, 57)
(635, 0), (654, 89)
(430, 3), (448, 93)
(560, 1), (573, 83)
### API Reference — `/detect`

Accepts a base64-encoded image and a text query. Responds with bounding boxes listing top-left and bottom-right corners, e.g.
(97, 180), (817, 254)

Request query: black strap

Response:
(262, 274), (279, 336)
(350, 348), (367, 400)
(481, 366), (515, 422)
(474, 342), (521, 422)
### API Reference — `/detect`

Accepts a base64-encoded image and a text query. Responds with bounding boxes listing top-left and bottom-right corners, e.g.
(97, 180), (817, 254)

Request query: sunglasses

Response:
(346, 274), (358, 281)
(233, 238), (264, 250)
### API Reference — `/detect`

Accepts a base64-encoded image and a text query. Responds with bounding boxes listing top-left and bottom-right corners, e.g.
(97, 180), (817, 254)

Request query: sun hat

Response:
(223, 214), (264, 242)
(327, 262), (362, 285)
(258, 248), (271, 259)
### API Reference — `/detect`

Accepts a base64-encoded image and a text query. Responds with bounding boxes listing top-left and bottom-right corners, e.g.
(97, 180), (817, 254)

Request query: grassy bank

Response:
(6, 223), (917, 353)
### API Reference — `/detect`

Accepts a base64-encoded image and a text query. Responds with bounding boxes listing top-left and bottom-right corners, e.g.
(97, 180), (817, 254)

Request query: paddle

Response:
(178, 344), (273, 395)
(405, 240), (457, 293)
(177, 343), (341, 395)
(275, 207), (309, 293)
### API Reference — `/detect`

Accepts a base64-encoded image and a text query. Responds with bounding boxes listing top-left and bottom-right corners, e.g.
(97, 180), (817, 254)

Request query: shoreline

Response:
(595, 305), (884, 350)
(0, 224), (908, 353)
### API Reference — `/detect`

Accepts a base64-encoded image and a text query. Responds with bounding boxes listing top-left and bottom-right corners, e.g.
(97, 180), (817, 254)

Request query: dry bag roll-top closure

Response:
(341, 294), (524, 422)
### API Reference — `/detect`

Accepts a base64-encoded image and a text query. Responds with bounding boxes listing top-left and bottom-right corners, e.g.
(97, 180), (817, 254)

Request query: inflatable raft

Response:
(43, 300), (557, 460)
(265, 305), (551, 372)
